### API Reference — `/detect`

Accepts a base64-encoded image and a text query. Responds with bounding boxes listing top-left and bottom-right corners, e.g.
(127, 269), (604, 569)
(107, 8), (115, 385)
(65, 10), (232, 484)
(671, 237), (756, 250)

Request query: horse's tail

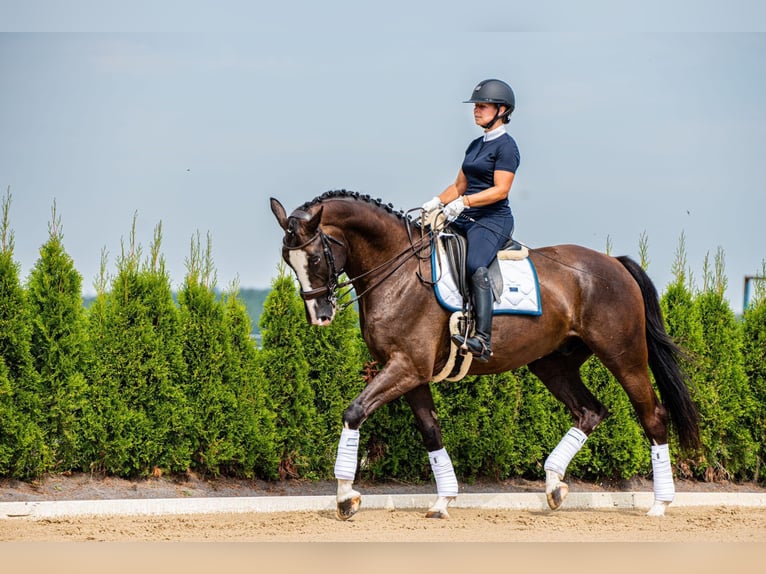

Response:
(617, 256), (701, 451)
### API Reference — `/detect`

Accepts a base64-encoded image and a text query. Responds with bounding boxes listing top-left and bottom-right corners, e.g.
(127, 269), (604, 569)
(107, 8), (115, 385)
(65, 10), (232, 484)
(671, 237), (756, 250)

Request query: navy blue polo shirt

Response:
(461, 131), (520, 217)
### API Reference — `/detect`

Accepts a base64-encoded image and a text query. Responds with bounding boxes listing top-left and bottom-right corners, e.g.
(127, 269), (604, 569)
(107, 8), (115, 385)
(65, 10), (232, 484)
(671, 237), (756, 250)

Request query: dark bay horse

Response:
(270, 190), (699, 520)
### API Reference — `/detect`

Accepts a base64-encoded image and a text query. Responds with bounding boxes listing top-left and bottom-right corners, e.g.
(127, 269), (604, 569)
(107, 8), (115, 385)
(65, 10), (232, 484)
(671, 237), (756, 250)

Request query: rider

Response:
(422, 78), (520, 362)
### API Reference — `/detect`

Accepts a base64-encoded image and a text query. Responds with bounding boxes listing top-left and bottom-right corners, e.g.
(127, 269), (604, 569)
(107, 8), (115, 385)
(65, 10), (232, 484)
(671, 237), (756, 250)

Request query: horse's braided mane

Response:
(298, 189), (418, 226)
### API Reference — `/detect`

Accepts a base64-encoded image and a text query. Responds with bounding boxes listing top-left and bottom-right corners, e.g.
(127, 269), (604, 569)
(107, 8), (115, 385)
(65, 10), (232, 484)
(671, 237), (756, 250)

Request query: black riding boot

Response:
(451, 267), (493, 362)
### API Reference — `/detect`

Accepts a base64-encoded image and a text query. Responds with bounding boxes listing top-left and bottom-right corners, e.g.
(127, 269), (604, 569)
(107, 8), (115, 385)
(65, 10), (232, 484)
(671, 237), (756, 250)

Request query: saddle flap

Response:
(487, 261), (504, 302)
(440, 233), (469, 300)
(440, 233), (504, 303)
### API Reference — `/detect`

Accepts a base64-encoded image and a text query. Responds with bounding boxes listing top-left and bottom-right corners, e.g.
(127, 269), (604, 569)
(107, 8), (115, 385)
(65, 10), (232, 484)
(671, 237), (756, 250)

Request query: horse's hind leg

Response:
(405, 384), (458, 519)
(529, 349), (609, 510)
(596, 352), (675, 516)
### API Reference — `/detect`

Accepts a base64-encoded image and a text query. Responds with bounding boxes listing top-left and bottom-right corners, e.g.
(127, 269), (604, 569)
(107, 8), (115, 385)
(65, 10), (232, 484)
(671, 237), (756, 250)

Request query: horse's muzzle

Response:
(303, 297), (336, 326)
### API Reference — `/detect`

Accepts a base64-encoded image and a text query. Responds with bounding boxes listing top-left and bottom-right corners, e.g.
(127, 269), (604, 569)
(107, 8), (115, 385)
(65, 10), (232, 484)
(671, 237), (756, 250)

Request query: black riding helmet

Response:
(464, 78), (515, 128)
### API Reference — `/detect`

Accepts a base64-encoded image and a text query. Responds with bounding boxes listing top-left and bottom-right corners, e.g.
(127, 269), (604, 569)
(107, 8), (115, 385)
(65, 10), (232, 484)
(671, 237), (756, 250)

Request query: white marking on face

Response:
(287, 249), (321, 324)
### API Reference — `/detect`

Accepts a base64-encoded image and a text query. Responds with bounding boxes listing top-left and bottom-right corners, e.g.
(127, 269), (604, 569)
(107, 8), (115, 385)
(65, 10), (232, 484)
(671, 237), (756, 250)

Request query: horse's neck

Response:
(324, 202), (413, 289)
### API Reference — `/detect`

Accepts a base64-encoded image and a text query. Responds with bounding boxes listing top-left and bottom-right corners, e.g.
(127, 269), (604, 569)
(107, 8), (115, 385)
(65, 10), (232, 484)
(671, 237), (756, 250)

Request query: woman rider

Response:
(422, 78), (520, 362)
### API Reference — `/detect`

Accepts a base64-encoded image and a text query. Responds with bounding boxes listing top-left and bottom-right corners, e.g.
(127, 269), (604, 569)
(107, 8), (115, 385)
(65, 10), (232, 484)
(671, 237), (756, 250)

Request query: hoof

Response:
(336, 492), (361, 521)
(546, 482), (569, 510)
(425, 509), (450, 519)
(647, 500), (670, 517)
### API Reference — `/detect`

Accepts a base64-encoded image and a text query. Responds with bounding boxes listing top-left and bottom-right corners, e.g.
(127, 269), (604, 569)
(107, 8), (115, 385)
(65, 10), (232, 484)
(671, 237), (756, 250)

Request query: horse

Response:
(270, 190), (700, 520)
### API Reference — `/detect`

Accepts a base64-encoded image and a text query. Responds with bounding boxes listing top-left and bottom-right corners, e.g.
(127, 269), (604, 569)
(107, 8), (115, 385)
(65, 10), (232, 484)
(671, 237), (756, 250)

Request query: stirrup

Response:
(472, 341), (492, 363)
(451, 334), (492, 363)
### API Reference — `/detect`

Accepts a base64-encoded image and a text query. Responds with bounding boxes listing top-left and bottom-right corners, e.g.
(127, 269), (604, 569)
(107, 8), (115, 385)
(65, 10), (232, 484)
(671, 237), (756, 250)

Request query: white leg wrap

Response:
(544, 427), (588, 477)
(651, 443), (675, 502)
(429, 447), (459, 497)
(334, 428), (360, 481)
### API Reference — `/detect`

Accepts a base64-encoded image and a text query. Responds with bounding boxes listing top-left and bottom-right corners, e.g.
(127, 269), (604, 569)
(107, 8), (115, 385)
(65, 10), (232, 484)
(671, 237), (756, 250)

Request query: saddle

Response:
(439, 230), (529, 304)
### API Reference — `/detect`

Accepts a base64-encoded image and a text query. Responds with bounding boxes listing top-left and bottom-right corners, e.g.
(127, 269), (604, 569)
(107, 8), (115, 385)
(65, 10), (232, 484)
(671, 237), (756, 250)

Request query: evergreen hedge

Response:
(0, 193), (764, 485)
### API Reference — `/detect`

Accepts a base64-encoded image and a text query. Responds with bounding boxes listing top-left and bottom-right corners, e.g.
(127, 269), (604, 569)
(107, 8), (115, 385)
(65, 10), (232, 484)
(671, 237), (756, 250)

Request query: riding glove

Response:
(443, 197), (466, 221)
(421, 196), (443, 213)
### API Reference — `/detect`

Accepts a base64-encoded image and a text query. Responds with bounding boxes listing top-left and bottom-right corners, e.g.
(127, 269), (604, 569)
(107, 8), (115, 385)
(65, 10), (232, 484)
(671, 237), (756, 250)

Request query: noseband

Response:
(283, 229), (345, 303)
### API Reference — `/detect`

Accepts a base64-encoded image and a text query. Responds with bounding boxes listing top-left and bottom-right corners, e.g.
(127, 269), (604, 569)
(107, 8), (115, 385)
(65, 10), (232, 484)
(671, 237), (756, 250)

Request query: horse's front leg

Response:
(334, 426), (362, 520)
(333, 356), (433, 520)
(405, 384), (458, 519)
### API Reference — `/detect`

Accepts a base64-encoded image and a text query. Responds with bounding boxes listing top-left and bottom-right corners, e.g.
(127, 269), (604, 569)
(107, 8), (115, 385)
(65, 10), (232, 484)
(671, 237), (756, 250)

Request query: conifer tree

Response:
(660, 232), (705, 475)
(0, 359), (20, 473)
(257, 264), (318, 478)
(81, 248), (110, 469)
(178, 232), (278, 476)
(221, 283), (279, 479)
(26, 201), (94, 470)
(0, 188), (50, 477)
(87, 217), (192, 476)
(741, 261), (766, 482)
(661, 233), (703, 350)
(692, 248), (757, 479)
(178, 231), (235, 475)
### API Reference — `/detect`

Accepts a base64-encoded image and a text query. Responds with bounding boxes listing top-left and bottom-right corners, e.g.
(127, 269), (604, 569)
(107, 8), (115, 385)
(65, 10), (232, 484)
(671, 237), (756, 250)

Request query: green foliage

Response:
(26, 202), (95, 471)
(690, 250), (757, 479)
(178, 232), (279, 478)
(87, 219), (193, 476)
(660, 234), (706, 474)
(434, 372), (520, 481)
(178, 232), (238, 475)
(741, 266), (766, 482)
(504, 367), (570, 478)
(221, 287), (279, 478)
(257, 264), (319, 478)
(0, 189), (50, 477)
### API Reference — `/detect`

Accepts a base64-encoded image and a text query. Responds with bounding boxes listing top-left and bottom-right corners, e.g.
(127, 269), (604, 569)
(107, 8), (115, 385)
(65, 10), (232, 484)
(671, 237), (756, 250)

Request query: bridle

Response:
(283, 228), (345, 304)
(283, 209), (438, 312)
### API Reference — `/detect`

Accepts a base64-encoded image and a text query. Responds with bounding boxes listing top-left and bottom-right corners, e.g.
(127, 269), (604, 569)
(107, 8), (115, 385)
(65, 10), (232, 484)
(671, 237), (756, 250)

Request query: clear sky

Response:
(1, 2), (765, 313)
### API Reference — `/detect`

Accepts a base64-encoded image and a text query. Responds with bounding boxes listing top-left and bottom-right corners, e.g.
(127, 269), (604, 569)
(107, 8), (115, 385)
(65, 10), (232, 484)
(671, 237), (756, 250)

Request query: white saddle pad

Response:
(431, 242), (542, 316)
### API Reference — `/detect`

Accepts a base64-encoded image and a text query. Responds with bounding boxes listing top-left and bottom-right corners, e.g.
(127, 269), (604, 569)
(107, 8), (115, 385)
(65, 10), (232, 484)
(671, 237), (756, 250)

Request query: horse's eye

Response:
(310, 255), (321, 266)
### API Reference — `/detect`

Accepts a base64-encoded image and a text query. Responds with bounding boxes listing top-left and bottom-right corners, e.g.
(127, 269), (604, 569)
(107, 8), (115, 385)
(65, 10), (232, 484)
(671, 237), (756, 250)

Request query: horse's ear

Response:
(307, 206), (323, 233)
(270, 198), (288, 230)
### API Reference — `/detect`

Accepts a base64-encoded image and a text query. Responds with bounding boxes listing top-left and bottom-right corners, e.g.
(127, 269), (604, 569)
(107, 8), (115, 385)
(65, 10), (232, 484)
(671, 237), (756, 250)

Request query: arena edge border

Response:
(1, 491), (765, 519)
